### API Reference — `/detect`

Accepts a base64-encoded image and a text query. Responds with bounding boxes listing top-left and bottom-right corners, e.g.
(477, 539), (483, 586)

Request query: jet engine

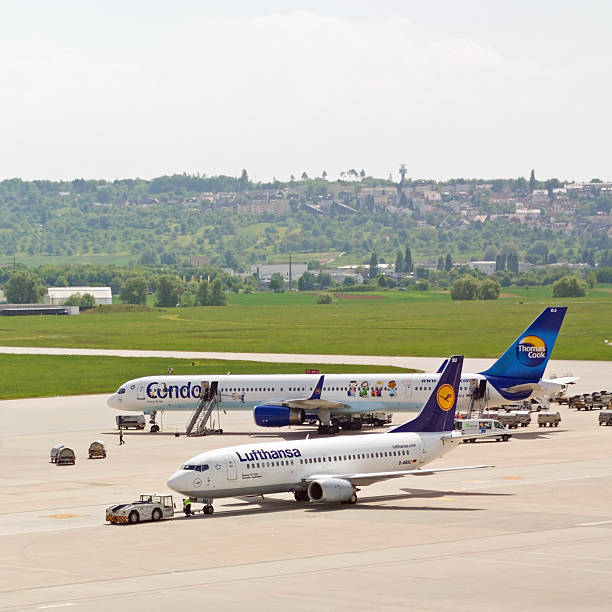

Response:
(307, 478), (356, 503)
(253, 404), (306, 427)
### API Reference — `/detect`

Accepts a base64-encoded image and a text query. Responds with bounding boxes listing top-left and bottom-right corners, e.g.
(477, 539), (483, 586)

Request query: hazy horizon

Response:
(2, 1), (611, 183)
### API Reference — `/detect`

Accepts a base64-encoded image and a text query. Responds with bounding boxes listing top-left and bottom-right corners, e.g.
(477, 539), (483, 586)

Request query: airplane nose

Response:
(106, 395), (118, 408)
(167, 471), (186, 494)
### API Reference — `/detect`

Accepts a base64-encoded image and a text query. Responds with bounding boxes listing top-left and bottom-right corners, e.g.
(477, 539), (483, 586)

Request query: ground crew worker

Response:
(119, 427), (125, 445)
(183, 498), (192, 517)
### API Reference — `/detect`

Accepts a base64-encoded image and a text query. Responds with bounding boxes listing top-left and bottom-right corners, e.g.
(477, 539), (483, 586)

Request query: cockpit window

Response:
(117, 388), (126, 395)
(182, 464), (209, 471)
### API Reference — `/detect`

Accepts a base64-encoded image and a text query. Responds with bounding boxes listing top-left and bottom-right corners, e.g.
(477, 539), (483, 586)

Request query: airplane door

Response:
(210, 381), (219, 402)
(137, 383), (146, 400)
(224, 455), (237, 480)
(402, 380), (412, 400)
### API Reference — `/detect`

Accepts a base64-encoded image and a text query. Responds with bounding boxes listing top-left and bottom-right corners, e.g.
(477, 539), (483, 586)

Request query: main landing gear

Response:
(317, 419), (340, 435)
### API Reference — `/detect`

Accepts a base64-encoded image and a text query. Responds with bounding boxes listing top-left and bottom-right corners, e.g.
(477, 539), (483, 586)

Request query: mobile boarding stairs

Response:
(186, 381), (222, 436)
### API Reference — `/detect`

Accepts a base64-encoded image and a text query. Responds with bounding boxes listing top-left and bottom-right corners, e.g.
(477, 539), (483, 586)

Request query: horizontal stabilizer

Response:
(547, 376), (579, 385)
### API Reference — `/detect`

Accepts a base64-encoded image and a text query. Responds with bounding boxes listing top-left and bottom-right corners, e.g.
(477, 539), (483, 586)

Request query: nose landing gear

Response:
(146, 411), (160, 433)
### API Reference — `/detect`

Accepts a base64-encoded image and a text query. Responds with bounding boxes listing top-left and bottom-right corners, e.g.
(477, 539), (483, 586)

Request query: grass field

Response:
(0, 290), (610, 360)
(0, 355), (414, 400)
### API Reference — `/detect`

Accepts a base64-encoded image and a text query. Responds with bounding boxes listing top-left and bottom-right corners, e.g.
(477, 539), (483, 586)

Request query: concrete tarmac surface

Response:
(2, 378), (612, 610)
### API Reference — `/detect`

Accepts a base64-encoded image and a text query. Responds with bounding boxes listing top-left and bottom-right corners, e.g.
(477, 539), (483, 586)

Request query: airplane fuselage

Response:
(107, 372), (510, 414)
(167, 430), (456, 500)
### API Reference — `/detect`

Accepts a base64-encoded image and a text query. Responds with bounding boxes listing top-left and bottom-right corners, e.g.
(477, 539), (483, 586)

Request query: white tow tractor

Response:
(106, 494), (175, 524)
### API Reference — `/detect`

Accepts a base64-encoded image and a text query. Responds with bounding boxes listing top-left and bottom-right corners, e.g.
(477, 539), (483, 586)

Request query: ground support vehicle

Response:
(88, 440), (106, 459)
(519, 398), (551, 412)
(115, 415), (146, 430)
(538, 411), (561, 427)
(590, 393), (611, 410)
(361, 412), (393, 427)
(454, 418), (511, 442)
(599, 410), (612, 426)
(571, 398), (589, 411)
(106, 494), (175, 524)
(509, 410), (531, 427)
(50, 445), (76, 465)
(598, 391), (612, 404)
(497, 412), (521, 429)
(573, 394), (606, 411)
(115, 414), (145, 429)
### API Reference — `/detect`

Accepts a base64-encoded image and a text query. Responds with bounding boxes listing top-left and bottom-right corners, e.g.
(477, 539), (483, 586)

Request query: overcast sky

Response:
(2, 1), (611, 182)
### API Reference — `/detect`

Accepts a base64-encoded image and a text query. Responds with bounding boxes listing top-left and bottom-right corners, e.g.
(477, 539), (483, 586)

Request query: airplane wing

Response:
(281, 398), (349, 410)
(278, 374), (349, 411)
(303, 464), (493, 486)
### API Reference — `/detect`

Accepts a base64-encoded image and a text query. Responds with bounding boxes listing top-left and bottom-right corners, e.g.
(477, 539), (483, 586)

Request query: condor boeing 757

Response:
(108, 307), (575, 433)
(167, 356), (491, 511)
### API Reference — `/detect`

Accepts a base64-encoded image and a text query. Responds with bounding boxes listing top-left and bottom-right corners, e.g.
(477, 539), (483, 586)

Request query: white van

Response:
(454, 418), (511, 442)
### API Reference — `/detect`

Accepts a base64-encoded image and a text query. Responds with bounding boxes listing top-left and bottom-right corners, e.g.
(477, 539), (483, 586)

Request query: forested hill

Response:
(1, 173), (611, 272)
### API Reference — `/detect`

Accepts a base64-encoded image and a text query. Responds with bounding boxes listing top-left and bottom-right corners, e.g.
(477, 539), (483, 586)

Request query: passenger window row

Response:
(245, 459), (294, 469)
(298, 449), (410, 464)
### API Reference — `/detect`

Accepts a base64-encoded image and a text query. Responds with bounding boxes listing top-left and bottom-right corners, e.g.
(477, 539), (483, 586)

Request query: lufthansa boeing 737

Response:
(108, 307), (575, 433)
(167, 355), (491, 512)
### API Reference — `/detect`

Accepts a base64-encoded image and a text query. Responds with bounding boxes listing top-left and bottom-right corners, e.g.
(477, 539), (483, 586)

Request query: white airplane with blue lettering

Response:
(108, 307), (574, 433)
(167, 355), (491, 512)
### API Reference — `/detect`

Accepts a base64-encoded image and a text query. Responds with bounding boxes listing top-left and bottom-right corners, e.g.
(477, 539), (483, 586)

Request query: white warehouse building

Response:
(45, 287), (112, 305)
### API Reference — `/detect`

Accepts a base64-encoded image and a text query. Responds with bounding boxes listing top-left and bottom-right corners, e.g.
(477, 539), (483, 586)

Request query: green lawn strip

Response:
(0, 293), (610, 359)
(0, 354), (414, 400)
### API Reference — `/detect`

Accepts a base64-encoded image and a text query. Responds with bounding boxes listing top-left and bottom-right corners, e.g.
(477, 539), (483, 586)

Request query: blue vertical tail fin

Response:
(480, 307), (567, 383)
(388, 355), (463, 433)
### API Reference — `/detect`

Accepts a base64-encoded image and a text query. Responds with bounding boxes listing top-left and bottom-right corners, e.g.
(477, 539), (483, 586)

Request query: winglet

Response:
(436, 359), (448, 374)
(308, 375), (325, 400)
(388, 355), (463, 433)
